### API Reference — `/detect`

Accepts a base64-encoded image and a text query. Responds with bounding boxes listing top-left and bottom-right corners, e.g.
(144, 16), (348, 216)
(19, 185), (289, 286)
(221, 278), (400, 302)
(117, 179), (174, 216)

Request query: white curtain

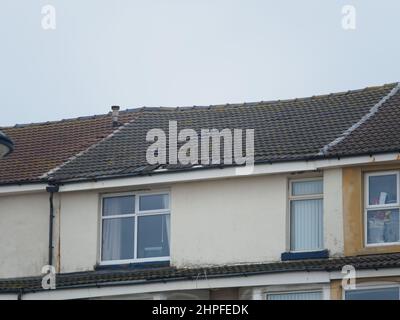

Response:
(102, 218), (124, 260)
(162, 194), (169, 209)
(102, 197), (135, 260)
(103, 196), (134, 215)
(165, 215), (171, 249)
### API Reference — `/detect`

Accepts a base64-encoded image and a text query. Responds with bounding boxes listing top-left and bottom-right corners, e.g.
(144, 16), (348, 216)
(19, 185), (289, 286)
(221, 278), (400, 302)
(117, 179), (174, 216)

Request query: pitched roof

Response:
(0, 110), (140, 185)
(49, 83), (400, 182)
(327, 83), (400, 156)
(2, 83), (400, 185)
(1, 253), (399, 293)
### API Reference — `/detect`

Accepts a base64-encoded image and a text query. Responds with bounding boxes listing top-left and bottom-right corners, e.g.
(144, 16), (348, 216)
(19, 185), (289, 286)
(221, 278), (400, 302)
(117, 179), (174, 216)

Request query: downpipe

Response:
(46, 185), (59, 267)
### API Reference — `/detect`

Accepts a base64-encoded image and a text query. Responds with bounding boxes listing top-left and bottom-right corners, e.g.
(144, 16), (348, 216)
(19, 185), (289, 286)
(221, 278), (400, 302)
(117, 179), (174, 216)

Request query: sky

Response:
(0, 0), (400, 126)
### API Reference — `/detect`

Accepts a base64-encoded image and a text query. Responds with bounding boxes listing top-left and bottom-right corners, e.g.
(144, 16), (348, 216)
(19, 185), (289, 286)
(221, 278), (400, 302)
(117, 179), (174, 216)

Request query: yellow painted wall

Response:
(330, 280), (342, 300)
(343, 163), (400, 256)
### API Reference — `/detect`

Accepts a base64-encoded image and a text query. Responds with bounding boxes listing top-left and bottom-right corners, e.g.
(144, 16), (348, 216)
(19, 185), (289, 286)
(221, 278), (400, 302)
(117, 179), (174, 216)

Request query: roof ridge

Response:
(41, 110), (145, 180)
(1, 83), (396, 129)
(0, 108), (143, 130)
(136, 82), (399, 112)
(318, 82), (400, 155)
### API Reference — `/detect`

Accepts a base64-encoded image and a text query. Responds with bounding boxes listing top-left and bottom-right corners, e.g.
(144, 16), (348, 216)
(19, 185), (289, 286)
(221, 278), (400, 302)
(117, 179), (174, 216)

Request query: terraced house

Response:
(1, 83), (400, 300)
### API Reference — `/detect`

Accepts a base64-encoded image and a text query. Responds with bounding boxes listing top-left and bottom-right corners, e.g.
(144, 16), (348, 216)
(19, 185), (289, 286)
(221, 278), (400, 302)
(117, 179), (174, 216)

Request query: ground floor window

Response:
(266, 290), (323, 300)
(345, 286), (400, 300)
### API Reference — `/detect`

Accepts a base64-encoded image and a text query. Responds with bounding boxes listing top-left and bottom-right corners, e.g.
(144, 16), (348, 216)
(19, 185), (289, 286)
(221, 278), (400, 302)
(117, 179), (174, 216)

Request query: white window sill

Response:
(99, 256), (170, 266)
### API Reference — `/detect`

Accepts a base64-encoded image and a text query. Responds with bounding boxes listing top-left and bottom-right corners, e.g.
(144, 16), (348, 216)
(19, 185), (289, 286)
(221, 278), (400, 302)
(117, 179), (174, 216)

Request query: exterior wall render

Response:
(0, 168), (344, 277)
(343, 162), (400, 256)
(0, 192), (51, 278)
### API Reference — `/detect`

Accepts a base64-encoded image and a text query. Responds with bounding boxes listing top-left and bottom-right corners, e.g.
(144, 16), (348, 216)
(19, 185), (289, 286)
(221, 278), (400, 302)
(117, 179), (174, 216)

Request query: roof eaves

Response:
(1, 253), (400, 294)
(49, 150), (400, 185)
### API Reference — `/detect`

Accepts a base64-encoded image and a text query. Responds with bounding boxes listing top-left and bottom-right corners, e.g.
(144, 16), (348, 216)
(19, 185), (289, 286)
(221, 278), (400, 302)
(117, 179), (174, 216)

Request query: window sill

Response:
(365, 242), (400, 248)
(95, 260), (170, 271)
(281, 250), (329, 261)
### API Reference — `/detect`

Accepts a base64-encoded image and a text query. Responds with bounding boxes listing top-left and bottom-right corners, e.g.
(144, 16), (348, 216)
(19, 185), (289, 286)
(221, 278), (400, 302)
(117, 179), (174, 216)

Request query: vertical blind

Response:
(292, 180), (323, 196)
(290, 180), (323, 252)
(267, 291), (323, 300)
(291, 199), (323, 251)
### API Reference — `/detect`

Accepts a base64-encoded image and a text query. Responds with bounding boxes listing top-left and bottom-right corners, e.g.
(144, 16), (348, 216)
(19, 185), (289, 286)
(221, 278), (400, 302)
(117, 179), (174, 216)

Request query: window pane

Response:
(369, 174), (397, 205)
(103, 196), (135, 216)
(345, 287), (399, 300)
(292, 180), (323, 196)
(137, 214), (170, 258)
(367, 209), (399, 244)
(267, 291), (323, 300)
(139, 194), (169, 211)
(291, 199), (323, 251)
(102, 217), (134, 261)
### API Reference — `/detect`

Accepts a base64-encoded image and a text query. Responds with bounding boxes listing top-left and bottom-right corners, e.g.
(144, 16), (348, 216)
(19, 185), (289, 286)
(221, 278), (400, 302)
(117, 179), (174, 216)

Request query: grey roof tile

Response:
(327, 84), (400, 156)
(48, 83), (400, 182)
(1, 253), (400, 293)
(0, 109), (140, 185)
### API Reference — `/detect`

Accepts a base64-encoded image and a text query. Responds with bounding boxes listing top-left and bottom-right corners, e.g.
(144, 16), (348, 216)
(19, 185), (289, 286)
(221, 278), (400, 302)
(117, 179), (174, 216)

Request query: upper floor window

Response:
(289, 179), (323, 252)
(101, 192), (170, 264)
(365, 172), (400, 245)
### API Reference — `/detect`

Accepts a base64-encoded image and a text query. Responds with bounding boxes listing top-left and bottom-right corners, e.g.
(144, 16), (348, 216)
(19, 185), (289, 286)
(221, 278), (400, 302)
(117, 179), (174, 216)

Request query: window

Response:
(101, 192), (170, 264)
(365, 172), (400, 246)
(267, 291), (323, 300)
(345, 286), (400, 300)
(289, 179), (323, 252)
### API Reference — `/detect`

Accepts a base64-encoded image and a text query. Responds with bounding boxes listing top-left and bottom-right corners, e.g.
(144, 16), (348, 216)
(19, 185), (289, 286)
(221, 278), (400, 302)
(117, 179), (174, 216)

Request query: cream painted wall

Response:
(323, 168), (344, 256)
(58, 191), (99, 273)
(0, 192), (49, 278)
(171, 169), (343, 267)
(58, 174), (292, 272)
(170, 175), (288, 267)
(0, 169), (345, 276)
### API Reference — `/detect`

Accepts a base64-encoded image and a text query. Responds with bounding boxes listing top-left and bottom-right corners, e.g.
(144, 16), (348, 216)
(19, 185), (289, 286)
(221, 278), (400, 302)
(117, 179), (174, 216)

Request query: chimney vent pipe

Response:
(111, 106), (120, 128)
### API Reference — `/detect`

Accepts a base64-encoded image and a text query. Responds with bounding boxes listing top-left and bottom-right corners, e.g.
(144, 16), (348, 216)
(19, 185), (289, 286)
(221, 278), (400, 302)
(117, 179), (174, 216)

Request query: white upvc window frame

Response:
(288, 177), (324, 253)
(343, 283), (400, 300)
(99, 190), (171, 266)
(364, 171), (400, 247)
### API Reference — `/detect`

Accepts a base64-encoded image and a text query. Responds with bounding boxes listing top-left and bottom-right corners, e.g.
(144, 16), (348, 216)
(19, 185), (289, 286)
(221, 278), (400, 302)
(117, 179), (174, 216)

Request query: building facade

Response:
(1, 83), (400, 300)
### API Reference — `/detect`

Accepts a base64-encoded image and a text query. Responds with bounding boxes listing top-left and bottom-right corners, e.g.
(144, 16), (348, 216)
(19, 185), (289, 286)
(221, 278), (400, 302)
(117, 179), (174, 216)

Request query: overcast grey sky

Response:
(0, 0), (399, 126)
